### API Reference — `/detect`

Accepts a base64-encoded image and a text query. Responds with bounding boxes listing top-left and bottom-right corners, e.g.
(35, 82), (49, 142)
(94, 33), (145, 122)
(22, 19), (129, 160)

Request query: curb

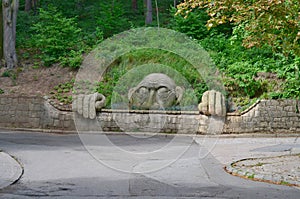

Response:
(1, 127), (300, 138)
(0, 151), (23, 190)
(224, 155), (300, 187)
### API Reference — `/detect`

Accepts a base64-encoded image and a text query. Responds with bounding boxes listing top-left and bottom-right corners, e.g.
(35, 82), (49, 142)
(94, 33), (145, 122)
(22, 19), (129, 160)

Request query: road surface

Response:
(0, 130), (299, 198)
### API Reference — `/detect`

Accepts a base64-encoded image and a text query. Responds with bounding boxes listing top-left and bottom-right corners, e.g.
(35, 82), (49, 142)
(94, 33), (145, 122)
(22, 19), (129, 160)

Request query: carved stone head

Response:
(128, 73), (184, 110)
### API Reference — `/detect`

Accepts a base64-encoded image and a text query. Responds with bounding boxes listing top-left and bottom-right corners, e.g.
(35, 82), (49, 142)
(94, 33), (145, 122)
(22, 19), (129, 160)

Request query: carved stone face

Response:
(128, 73), (184, 110)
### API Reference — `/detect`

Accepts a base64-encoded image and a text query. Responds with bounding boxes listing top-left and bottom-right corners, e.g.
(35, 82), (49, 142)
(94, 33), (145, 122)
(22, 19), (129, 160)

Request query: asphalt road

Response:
(0, 130), (299, 198)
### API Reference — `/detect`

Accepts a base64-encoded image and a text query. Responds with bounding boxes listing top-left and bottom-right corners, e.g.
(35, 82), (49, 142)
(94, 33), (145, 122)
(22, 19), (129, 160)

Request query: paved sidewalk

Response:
(225, 154), (300, 187)
(0, 151), (23, 190)
(194, 135), (300, 187)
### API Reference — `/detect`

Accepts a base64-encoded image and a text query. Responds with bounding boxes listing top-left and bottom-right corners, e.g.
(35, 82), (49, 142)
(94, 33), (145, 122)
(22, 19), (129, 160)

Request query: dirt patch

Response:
(0, 65), (77, 97)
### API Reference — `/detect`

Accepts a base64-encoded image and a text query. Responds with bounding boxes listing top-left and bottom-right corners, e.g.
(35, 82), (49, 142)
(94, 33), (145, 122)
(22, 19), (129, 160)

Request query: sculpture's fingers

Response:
(72, 96), (77, 112)
(222, 95), (226, 117)
(208, 90), (216, 115)
(89, 94), (96, 119)
(77, 95), (84, 115)
(175, 86), (184, 104)
(128, 87), (137, 104)
(94, 93), (106, 110)
(198, 91), (209, 115)
(83, 95), (91, 119)
(215, 91), (222, 116)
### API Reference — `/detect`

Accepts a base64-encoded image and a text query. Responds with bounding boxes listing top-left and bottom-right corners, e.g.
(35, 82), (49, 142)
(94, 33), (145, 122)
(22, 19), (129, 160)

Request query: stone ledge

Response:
(101, 109), (199, 115)
(225, 154), (300, 187)
(227, 99), (261, 116)
(1, 96), (299, 134)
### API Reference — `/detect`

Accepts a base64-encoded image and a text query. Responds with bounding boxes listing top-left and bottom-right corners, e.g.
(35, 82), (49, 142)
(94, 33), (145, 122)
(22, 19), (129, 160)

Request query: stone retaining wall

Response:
(224, 100), (300, 133)
(97, 110), (206, 134)
(0, 96), (75, 131)
(0, 96), (299, 134)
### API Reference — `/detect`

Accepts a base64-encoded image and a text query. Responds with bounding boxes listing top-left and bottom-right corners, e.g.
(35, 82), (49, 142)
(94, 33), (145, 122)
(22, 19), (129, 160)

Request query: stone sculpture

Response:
(73, 93), (106, 119)
(198, 90), (226, 117)
(73, 73), (184, 118)
(128, 73), (184, 110)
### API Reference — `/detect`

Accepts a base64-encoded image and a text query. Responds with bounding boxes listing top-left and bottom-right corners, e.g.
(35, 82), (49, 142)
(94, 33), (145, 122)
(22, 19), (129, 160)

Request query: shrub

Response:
(171, 7), (210, 40)
(171, 7), (232, 40)
(224, 61), (265, 98)
(30, 5), (83, 67)
(279, 56), (300, 99)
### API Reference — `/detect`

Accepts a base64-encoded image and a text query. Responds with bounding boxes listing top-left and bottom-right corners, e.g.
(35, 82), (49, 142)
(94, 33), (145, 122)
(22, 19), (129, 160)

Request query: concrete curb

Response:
(1, 127), (300, 138)
(224, 155), (300, 187)
(0, 151), (23, 190)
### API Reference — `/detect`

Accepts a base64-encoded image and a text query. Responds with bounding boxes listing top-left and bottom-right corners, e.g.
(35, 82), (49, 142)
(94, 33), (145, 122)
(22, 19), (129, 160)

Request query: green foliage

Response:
(97, 1), (131, 38)
(2, 70), (17, 80)
(16, 0), (179, 68)
(95, 49), (207, 108)
(171, 7), (232, 40)
(14, 0), (299, 107)
(224, 61), (264, 98)
(0, 88), (4, 94)
(171, 7), (210, 40)
(177, 0), (300, 56)
(279, 56), (300, 98)
(16, 11), (38, 48)
(50, 79), (75, 104)
(198, 34), (300, 100)
(30, 5), (83, 67)
(59, 50), (84, 69)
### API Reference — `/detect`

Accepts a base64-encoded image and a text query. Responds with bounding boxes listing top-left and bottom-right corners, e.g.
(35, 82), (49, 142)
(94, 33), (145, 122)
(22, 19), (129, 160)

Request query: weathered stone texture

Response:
(198, 90), (226, 117)
(0, 96), (299, 134)
(224, 99), (300, 133)
(0, 96), (75, 131)
(94, 110), (203, 134)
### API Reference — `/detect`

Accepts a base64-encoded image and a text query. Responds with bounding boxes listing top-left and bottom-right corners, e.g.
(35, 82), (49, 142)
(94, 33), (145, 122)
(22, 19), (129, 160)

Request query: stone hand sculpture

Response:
(128, 73), (184, 110)
(198, 90), (226, 117)
(73, 93), (106, 119)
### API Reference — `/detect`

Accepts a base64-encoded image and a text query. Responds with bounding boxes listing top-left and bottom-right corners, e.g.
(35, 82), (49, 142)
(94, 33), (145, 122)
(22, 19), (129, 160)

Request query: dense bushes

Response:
(96, 1), (131, 38)
(95, 49), (208, 108)
(172, 7), (299, 100)
(30, 6), (83, 67)
(15, 0), (299, 104)
(17, 2), (104, 68)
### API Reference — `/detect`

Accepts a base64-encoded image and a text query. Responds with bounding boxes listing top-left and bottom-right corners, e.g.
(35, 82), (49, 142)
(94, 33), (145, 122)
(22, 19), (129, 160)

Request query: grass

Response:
(280, 181), (290, 185)
(95, 49), (206, 109)
(255, 162), (265, 167)
(247, 173), (255, 179)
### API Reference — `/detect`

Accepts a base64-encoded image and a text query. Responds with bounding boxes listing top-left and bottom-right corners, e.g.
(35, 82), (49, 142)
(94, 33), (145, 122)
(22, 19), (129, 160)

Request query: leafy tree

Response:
(177, 0), (300, 56)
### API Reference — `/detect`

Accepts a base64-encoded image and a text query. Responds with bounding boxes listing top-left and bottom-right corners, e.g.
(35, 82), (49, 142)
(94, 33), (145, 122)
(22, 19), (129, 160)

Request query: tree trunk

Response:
(132, 0), (137, 12)
(145, 0), (152, 24)
(25, 0), (38, 14)
(24, 0), (31, 11)
(0, 0), (3, 62)
(2, 0), (18, 69)
(174, 0), (177, 8)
